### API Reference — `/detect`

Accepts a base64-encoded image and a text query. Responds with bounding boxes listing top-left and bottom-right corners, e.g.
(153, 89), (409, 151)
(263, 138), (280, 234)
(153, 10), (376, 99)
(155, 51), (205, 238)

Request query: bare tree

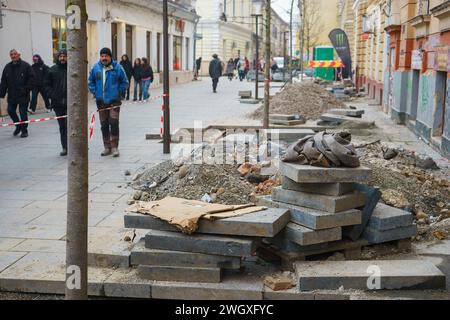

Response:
(300, 0), (323, 60)
(65, 0), (89, 300)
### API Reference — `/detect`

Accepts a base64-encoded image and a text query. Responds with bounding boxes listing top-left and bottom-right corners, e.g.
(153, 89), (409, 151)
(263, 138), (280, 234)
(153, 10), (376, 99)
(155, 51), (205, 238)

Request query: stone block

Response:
(272, 187), (366, 213)
(263, 287), (315, 300)
(328, 109), (365, 117)
(282, 177), (355, 196)
(0, 251), (27, 273)
(362, 225), (418, 244)
(367, 203), (414, 231)
(238, 90), (252, 98)
(280, 162), (371, 183)
(342, 184), (381, 241)
(260, 129), (315, 143)
(131, 239), (241, 269)
(145, 229), (257, 257)
(258, 196), (361, 230)
(295, 260), (446, 291)
(138, 265), (222, 283)
(285, 223), (341, 246)
(103, 268), (152, 299)
(269, 114), (298, 121)
(269, 119), (306, 126)
(125, 208), (290, 238)
(320, 113), (375, 126)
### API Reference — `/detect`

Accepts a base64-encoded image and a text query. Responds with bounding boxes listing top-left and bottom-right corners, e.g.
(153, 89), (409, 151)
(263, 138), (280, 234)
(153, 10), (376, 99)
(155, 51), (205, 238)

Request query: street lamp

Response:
(251, 0), (263, 100)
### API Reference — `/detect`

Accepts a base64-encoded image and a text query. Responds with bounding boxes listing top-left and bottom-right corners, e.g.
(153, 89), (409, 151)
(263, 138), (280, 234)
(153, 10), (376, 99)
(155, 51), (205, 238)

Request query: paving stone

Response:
(0, 208), (48, 224)
(295, 260), (446, 291)
(269, 114), (298, 121)
(263, 287), (315, 300)
(88, 227), (147, 268)
(0, 252), (112, 295)
(145, 229), (257, 257)
(320, 113), (375, 126)
(0, 251), (27, 272)
(151, 271), (264, 300)
(285, 223), (341, 246)
(328, 109), (365, 117)
(362, 225), (418, 244)
(260, 129), (315, 143)
(272, 187), (366, 213)
(0, 224), (66, 240)
(0, 238), (25, 251)
(125, 208), (289, 237)
(138, 265), (222, 283)
(31, 209), (111, 227)
(282, 177), (355, 196)
(258, 196), (361, 230)
(367, 203), (414, 231)
(10, 239), (66, 253)
(343, 184), (381, 241)
(280, 162), (371, 183)
(269, 119), (306, 126)
(131, 239), (241, 269)
(103, 268), (152, 299)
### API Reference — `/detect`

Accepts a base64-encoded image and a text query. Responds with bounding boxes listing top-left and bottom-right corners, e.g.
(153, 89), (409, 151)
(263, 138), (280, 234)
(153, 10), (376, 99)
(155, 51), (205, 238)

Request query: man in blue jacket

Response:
(88, 48), (129, 157)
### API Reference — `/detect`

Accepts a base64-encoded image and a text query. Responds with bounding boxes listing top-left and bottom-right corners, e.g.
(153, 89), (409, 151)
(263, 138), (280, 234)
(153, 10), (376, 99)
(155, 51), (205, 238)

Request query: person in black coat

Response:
(141, 57), (154, 100)
(132, 58), (142, 101)
(208, 54), (223, 93)
(0, 49), (35, 138)
(120, 54), (133, 100)
(29, 54), (50, 113)
(44, 49), (68, 156)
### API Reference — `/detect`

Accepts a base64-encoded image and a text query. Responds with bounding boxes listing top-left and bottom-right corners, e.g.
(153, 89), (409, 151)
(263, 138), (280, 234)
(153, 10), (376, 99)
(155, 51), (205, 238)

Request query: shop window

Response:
(173, 36), (182, 71)
(52, 16), (67, 61)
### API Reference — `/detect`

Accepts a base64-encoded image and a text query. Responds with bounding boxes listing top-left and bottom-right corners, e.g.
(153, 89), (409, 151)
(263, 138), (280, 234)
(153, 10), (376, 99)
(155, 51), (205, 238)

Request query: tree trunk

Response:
(65, 0), (89, 300)
(263, 0), (271, 129)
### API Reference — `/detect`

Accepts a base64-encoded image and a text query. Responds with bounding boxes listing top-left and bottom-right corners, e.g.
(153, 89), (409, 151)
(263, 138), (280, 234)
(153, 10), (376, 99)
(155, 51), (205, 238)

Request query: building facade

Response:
(0, 0), (198, 96)
(352, 0), (450, 158)
(195, 0), (288, 75)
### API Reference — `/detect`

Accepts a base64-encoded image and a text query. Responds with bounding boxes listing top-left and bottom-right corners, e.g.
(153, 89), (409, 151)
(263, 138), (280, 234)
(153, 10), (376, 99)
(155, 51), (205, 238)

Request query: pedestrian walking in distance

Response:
(44, 49), (67, 156)
(195, 57), (202, 80)
(120, 54), (133, 100)
(209, 54), (223, 93)
(226, 58), (235, 81)
(237, 57), (246, 81)
(132, 58), (143, 101)
(0, 49), (35, 138)
(29, 54), (51, 114)
(141, 57), (154, 100)
(88, 47), (129, 158)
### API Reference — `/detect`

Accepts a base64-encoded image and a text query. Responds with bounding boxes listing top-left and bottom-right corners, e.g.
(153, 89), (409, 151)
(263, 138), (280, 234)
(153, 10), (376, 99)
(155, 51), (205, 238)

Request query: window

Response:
(157, 33), (161, 72)
(173, 35), (182, 71)
(147, 31), (152, 63)
(52, 16), (66, 60)
(111, 23), (118, 60)
(417, 0), (430, 15)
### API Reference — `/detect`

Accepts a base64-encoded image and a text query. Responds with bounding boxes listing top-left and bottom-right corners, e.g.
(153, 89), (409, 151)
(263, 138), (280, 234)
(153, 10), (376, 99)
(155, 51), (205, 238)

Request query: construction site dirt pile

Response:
(358, 142), (450, 222)
(130, 160), (257, 205)
(249, 82), (346, 120)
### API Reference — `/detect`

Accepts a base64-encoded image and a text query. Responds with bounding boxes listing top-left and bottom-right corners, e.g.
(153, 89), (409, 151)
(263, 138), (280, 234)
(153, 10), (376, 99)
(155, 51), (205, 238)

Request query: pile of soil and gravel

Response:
(250, 82), (346, 120)
(130, 160), (257, 205)
(359, 143), (450, 222)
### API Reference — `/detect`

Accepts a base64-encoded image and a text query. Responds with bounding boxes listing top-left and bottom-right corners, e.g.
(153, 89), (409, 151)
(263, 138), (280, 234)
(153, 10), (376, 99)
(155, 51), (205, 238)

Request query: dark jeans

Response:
(238, 70), (245, 81)
(7, 102), (29, 131)
(227, 73), (233, 81)
(30, 87), (50, 111)
(212, 78), (219, 91)
(125, 77), (132, 100)
(97, 101), (120, 149)
(54, 107), (67, 150)
(133, 80), (142, 100)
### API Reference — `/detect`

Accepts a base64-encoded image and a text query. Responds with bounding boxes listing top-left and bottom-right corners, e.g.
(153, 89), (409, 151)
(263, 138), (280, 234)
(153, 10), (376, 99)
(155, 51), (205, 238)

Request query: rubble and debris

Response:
(264, 272), (296, 291)
(249, 82), (346, 121)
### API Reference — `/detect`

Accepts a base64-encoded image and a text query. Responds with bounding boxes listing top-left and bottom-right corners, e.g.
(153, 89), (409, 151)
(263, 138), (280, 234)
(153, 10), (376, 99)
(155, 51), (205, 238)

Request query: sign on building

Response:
(435, 46), (450, 72)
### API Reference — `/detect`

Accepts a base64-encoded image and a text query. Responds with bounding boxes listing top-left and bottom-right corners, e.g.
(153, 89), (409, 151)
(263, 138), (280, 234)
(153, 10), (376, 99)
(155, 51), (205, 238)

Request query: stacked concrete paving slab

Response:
(124, 207), (290, 283)
(259, 162), (370, 249)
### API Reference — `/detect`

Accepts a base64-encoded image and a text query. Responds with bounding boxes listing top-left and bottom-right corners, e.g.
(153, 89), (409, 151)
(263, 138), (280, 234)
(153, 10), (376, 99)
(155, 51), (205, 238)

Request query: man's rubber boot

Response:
(112, 148), (120, 158)
(101, 148), (112, 156)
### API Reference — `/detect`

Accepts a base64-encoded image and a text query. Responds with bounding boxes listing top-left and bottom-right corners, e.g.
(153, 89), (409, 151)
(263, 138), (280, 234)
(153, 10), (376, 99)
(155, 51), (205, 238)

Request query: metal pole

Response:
(65, 0), (88, 300)
(163, 0), (171, 154)
(289, 0), (294, 83)
(255, 15), (259, 100)
(263, 0), (271, 129)
(283, 31), (286, 82)
(299, 0), (304, 81)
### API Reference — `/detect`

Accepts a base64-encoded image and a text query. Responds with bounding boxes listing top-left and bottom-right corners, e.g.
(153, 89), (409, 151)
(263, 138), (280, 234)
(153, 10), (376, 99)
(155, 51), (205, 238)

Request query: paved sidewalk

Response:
(0, 79), (267, 274)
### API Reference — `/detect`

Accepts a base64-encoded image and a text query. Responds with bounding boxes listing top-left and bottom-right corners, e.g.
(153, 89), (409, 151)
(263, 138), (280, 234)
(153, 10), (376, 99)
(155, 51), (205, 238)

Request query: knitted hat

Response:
(58, 49), (67, 57)
(100, 47), (112, 57)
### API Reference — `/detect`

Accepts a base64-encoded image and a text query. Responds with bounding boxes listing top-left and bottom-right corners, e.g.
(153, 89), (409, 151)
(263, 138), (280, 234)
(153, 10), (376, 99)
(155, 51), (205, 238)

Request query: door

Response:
(111, 22), (118, 60)
(157, 32), (161, 72)
(126, 24), (133, 60)
(146, 31), (152, 63)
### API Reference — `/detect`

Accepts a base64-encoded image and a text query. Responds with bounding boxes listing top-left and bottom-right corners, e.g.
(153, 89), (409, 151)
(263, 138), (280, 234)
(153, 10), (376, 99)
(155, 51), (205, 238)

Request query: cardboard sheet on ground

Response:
(126, 197), (267, 234)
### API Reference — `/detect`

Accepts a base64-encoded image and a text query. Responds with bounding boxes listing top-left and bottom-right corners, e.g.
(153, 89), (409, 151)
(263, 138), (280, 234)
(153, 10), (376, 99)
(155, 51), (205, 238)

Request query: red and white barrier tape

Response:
(160, 104), (164, 138)
(1, 115), (68, 128)
(89, 112), (96, 140)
